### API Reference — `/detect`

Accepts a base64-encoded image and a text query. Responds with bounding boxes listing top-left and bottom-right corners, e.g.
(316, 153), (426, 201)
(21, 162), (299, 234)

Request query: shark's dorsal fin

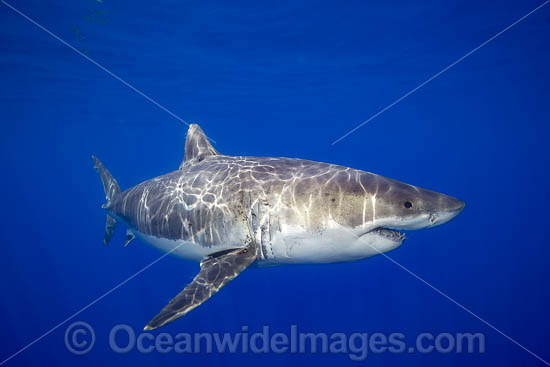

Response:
(179, 124), (218, 169)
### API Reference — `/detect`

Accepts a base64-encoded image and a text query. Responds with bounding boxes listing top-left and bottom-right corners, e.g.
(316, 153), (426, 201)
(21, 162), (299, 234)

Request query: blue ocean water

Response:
(1, 0), (549, 365)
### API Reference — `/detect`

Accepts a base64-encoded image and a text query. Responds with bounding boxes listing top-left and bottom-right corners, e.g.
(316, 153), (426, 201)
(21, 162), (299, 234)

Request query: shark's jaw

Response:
(352, 226), (406, 258)
(359, 227), (406, 243)
(353, 205), (465, 253)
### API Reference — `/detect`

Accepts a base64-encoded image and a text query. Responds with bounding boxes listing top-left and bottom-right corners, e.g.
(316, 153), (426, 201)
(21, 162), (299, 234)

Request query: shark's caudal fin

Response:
(92, 156), (121, 245)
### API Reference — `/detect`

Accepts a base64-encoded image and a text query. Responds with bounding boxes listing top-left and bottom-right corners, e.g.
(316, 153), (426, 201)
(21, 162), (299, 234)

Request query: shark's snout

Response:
(440, 194), (466, 213)
(429, 195), (465, 227)
(370, 180), (465, 231)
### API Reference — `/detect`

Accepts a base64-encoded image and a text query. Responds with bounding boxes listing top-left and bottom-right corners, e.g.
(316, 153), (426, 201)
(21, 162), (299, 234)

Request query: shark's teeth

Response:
(369, 227), (406, 241)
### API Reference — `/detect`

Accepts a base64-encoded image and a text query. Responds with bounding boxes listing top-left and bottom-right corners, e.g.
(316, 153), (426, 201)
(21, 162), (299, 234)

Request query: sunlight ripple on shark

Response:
(92, 124), (465, 330)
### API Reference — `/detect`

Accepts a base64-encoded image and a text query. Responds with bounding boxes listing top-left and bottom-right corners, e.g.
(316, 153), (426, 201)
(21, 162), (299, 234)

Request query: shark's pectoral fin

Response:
(144, 244), (257, 330)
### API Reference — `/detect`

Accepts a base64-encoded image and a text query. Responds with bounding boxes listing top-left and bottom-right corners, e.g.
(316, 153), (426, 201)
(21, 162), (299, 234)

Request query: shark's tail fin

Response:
(92, 156), (121, 245)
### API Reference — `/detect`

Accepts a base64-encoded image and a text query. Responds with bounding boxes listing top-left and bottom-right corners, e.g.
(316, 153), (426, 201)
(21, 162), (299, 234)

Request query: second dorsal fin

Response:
(179, 124), (218, 169)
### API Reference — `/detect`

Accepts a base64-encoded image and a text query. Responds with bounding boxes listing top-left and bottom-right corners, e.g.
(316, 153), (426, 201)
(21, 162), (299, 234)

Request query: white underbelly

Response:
(133, 231), (237, 262)
(133, 224), (401, 266)
(258, 224), (402, 265)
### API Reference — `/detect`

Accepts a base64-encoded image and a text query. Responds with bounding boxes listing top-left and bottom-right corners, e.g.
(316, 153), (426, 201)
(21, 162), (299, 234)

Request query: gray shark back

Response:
(107, 156), (319, 244)
(107, 153), (401, 252)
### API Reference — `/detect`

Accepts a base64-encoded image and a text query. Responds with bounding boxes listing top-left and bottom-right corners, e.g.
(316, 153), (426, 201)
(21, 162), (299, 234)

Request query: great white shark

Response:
(93, 124), (464, 330)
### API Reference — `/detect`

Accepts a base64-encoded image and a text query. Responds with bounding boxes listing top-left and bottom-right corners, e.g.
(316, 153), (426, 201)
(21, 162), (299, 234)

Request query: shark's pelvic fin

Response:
(179, 124), (218, 169)
(124, 229), (135, 247)
(92, 156), (121, 245)
(144, 243), (257, 330)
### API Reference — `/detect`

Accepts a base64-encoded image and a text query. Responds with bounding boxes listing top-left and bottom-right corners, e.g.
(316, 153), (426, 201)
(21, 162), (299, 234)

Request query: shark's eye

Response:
(404, 201), (413, 208)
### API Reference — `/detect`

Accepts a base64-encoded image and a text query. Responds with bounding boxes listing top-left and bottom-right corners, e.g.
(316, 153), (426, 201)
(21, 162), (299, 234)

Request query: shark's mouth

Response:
(360, 227), (406, 242)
